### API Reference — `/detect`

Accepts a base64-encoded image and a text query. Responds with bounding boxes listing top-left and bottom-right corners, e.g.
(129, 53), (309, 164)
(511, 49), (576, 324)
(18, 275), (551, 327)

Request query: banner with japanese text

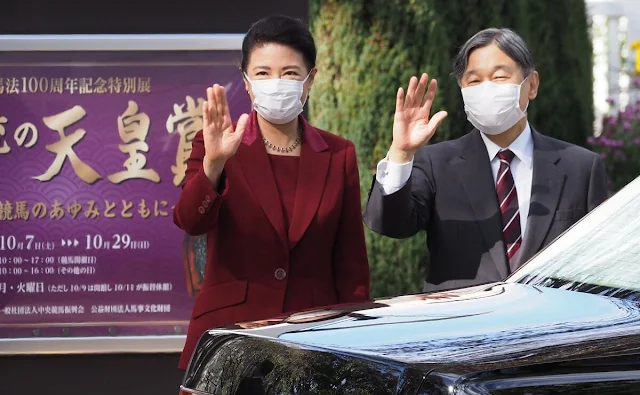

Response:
(0, 50), (251, 340)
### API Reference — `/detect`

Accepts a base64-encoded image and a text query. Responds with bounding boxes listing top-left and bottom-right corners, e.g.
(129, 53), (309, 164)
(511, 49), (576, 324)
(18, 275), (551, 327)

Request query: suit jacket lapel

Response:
(454, 131), (509, 279)
(236, 112), (288, 250)
(516, 130), (566, 268)
(288, 118), (331, 249)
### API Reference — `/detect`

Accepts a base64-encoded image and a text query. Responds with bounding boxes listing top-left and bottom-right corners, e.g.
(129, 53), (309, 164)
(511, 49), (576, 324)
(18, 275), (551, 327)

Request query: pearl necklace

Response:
(262, 125), (303, 153)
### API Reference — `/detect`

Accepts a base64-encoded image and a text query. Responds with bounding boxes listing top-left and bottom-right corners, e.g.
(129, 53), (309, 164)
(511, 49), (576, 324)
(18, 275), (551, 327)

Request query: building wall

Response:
(586, 0), (640, 131)
(3, 0), (308, 34)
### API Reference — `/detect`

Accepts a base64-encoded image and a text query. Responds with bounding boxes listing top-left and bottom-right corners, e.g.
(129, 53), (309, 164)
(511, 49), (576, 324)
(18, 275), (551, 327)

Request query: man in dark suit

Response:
(364, 28), (609, 292)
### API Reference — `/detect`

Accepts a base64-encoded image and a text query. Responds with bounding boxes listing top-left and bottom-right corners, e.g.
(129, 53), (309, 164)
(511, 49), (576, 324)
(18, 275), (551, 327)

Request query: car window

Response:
(507, 177), (640, 302)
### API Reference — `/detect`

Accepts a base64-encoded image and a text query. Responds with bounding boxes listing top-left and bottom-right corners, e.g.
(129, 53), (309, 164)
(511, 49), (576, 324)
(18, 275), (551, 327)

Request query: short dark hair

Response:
(241, 15), (317, 73)
(453, 28), (535, 82)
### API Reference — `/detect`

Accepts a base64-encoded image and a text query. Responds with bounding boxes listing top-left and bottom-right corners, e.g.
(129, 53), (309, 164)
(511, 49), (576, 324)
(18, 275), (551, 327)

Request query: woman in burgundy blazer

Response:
(174, 16), (371, 370)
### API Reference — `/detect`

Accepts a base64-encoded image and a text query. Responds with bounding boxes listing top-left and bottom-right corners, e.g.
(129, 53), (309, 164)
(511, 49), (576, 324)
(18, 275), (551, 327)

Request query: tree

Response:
(309, 0), (594, 297)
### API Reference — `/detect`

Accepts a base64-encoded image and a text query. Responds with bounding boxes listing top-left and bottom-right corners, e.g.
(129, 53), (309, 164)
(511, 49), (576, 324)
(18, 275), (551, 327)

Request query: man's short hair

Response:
(453, 28), (535, 82)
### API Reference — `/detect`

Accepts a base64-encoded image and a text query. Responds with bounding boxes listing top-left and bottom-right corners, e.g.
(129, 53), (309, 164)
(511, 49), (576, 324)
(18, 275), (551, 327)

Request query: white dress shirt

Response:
(375, 123), (534, 236)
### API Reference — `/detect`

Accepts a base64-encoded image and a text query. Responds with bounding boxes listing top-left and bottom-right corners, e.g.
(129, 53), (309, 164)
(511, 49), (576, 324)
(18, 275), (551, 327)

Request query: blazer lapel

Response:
(236, 112), (288, 250)
(516, 130), (566, 268)
(454, 131), (509, 279)
(288, 117), (331, 249)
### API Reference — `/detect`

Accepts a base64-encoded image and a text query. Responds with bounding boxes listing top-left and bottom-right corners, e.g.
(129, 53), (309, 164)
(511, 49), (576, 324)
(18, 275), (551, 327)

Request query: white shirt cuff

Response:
(375, 155), (413, 196)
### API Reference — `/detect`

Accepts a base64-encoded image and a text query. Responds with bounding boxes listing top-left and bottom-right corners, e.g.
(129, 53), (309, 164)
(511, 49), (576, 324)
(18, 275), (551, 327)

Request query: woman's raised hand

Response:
(202, 84), (249, 164)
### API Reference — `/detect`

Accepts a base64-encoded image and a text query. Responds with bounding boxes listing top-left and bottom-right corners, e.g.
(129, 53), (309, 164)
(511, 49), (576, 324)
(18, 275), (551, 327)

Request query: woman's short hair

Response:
(241, 15), (317, 73)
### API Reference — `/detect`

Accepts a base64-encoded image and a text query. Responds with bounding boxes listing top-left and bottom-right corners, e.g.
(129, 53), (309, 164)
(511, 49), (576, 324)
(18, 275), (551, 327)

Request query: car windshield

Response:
(507, 176), (640, 302)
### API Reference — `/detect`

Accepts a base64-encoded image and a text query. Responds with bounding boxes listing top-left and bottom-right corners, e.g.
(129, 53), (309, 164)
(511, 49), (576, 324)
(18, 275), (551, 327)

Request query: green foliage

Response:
(309, 0), (594, 298)
(522, 0), (594, 147)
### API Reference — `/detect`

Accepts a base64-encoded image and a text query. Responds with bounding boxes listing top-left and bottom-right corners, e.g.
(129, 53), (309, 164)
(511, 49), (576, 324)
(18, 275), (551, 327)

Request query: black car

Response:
(179, 178), (640, 394)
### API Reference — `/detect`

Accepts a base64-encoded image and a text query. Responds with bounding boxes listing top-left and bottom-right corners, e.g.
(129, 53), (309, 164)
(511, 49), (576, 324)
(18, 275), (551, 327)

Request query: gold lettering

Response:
(31, 202), (47, 219)
(64, 78), (79, 94)
(14, 122), (38, 148)
(154, 200), (169, 217)
(107, 101), (160, 184)
(67, 201), (83, 219)
(0, 116), (10, 154)
(6, 78), (19, 94)
(94, 77), (107, 94)
(0, 78), (4, 94)
(78, 78), (93, 94)
(166, 96), (205, 186)
(0, 201), (13, 220)
(137, 78), (151, 93)
(49, 78), (63, 94)
(108, 78), (122, 94)
(121, 200), (133, 218)
(15, 201), (29, 220)
(104, 200), (116, 218)
(138, 199), (151, 219)
(34, 105), (102, 184)
(84, 200), (100, 219)
(49, 200), (65, 219)
(123, 77), (136, 93)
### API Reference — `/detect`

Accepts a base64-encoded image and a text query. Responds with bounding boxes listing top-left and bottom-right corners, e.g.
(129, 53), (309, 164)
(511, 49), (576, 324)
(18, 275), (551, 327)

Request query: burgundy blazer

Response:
(174, 111), (370, 369)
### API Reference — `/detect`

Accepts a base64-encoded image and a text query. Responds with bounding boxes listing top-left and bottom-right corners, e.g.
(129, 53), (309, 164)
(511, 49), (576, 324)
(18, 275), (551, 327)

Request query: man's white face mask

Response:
(461, 78), (529, 135)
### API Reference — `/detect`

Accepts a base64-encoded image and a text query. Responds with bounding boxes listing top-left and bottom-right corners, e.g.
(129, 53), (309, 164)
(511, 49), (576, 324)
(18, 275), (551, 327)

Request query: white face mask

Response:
(244, 72), (311, 125)
(461, 78), (529, 135)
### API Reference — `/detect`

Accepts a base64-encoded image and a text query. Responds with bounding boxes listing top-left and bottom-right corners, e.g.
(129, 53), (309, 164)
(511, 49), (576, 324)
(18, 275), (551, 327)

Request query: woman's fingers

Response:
(235, 113), (250, 137)
(203, 101), (210, 129)
(208, 86), (218, 122)
(214, 84), (225, 124)
(217, 85), (231, 120)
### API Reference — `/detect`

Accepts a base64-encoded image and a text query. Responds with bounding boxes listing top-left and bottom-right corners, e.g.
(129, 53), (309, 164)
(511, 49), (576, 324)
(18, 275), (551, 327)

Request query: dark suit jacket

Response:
(174, 111), (370, 369)
(363, 128), (608, 292)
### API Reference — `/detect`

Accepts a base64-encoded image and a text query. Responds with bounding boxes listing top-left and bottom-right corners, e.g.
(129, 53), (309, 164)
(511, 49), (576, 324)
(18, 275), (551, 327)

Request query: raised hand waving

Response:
(390, 73), (448, 162)
(202, 84), (249, 164)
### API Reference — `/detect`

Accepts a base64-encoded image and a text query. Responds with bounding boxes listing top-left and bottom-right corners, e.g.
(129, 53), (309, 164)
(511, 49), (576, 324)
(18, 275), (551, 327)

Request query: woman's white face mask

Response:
(245, 72), (311, 125)
(461, 78), (529, 135)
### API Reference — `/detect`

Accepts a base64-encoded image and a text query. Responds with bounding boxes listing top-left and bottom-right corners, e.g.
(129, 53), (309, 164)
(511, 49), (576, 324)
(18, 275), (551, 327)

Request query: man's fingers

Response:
(414, 73), (429, 106)
(427, 110), (448, 133)
(421, 79), (438, 114)
(395, 87), (404, 114)
(404, 76), (418, 109)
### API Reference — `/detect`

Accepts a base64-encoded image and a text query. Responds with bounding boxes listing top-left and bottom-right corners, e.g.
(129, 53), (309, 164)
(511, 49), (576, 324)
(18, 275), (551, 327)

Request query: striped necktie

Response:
(496, 149), (521, 270)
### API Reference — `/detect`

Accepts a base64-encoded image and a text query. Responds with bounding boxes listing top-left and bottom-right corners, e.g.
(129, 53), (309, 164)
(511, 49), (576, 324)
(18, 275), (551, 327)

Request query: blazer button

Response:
(202, 200), (209, 208)
(274, 268), (287, 281)
(205, 195), (211, 202)
(198, 206), (205, 214)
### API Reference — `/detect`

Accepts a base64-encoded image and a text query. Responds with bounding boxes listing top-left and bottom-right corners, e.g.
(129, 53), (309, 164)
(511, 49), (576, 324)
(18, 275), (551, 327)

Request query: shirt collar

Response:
(480, 122), (533, 168)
